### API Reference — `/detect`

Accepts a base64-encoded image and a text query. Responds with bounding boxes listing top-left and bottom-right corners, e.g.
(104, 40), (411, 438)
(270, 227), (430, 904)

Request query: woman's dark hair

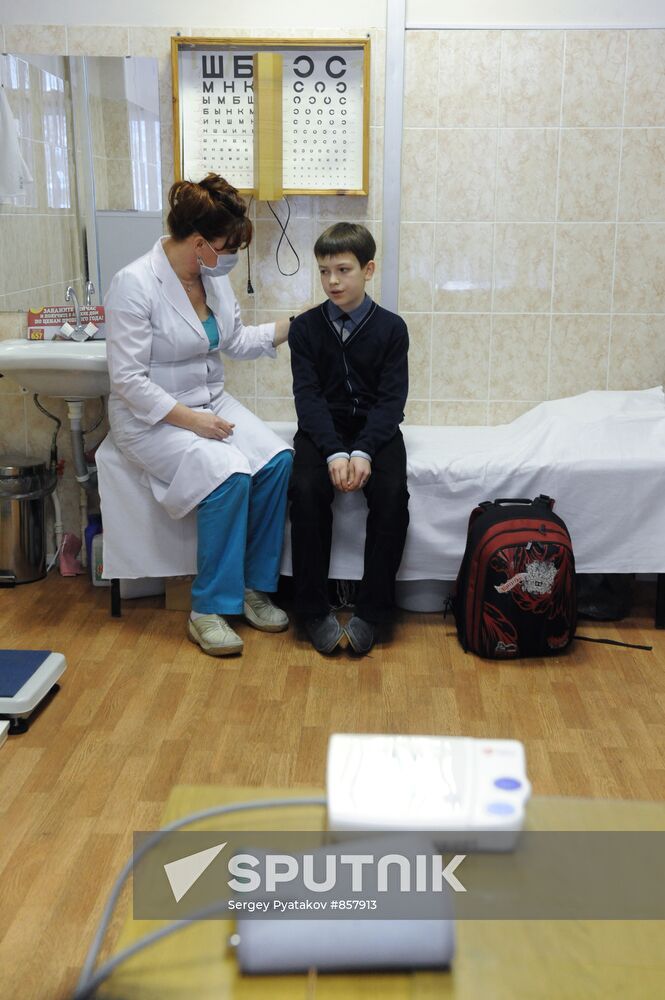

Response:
(314, 222), (376, 268)
(167, 173), (252, 251)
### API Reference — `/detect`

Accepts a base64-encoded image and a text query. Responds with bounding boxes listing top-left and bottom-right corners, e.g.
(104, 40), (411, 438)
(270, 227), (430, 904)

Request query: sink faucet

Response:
(85, 280), (95, 308)
(64, 286), (89, 342)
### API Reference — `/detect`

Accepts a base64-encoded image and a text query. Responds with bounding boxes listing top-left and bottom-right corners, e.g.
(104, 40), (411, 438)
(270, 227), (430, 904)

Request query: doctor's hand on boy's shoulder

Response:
(273, 317), (292, 347)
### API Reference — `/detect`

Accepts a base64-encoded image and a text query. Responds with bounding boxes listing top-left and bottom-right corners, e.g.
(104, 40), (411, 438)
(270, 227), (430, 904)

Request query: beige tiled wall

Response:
(400, 28), (665, 424)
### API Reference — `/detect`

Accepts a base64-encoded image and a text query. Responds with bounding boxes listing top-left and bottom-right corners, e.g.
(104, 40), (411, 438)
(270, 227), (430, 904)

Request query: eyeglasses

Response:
(203, 237), (229, 257)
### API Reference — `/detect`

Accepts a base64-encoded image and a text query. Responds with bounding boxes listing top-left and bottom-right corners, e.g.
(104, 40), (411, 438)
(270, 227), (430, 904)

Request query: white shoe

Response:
(187, 614), (244, 656)
(243, 589), (289, 632)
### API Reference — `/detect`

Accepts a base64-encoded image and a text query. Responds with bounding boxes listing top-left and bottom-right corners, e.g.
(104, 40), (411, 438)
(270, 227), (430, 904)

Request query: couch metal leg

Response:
(656, 574), (665, 629)
(111, 578), (121, 618)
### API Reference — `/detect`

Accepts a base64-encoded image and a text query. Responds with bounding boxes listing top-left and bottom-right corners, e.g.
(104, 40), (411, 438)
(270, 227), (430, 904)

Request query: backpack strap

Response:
(576, 635), (652, 651)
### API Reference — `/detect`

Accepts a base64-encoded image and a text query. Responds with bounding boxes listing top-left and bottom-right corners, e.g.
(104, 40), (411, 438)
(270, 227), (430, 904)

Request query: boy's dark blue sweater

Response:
(289, 299), (409, 460)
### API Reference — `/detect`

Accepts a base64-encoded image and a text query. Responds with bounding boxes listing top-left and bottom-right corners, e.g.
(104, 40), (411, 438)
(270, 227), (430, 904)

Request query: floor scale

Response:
(0, 650), (66, 734)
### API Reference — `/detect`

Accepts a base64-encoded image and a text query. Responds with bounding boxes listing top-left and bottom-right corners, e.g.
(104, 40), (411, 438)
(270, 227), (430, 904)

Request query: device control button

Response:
(494, 777), (522, 791)
(486, 802), (516, 815)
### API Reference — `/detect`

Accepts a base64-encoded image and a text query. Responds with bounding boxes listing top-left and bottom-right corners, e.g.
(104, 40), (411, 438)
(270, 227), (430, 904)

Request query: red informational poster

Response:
(26, 305), (106, 340)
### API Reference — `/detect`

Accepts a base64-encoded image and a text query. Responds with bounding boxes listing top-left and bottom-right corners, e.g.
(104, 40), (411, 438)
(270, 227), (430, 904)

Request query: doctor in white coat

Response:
(105, 174), (293, 657)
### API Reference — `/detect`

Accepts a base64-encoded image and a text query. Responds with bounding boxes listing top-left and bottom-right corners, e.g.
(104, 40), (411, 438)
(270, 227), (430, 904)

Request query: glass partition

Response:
(0, 53), (162, 312)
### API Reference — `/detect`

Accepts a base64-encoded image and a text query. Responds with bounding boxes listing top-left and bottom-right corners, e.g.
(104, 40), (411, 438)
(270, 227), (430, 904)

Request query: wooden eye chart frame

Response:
(172, 37), (370, 196)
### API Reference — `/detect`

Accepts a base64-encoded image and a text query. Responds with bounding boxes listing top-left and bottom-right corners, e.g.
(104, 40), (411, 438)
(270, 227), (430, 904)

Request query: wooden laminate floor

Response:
(1, 574), (664, 1000)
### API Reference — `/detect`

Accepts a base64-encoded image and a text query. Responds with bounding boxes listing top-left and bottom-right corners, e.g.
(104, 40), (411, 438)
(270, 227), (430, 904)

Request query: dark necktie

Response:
(339, 313), (351, 342)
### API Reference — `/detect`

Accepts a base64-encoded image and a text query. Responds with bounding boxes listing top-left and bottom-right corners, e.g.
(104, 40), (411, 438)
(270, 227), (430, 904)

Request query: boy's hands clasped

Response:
(348, 456), (372, 490)
(328, 456), (372, 492)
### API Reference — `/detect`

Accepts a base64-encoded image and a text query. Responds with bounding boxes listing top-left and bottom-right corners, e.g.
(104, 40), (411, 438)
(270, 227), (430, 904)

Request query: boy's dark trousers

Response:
(289, 426), (410, 623)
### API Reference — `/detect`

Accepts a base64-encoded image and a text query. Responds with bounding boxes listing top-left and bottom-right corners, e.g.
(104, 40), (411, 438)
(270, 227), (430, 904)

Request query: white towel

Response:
(0, 83), (33, 198)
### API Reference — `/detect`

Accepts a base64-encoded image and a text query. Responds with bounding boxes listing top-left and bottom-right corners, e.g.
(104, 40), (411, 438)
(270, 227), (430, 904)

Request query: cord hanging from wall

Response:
(244, 193), (301, 288)
(267, 197), (300, 277)
(245, 195), (254, 294)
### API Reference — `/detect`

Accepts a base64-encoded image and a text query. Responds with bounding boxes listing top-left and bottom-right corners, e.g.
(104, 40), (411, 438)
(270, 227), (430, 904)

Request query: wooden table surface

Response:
(98, 787), (665, 1000)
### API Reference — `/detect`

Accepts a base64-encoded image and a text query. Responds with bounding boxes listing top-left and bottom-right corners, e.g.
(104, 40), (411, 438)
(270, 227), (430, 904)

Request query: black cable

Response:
(246, 246), (254, 294)
(82, 396), (105, 438)
(267, 196), (300, 276)
(576, 635), (653, 651)
(246, 194), (254, 294)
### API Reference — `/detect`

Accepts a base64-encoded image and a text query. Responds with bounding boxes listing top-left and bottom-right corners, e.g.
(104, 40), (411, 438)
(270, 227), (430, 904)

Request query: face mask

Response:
(197, 240), (238, 277)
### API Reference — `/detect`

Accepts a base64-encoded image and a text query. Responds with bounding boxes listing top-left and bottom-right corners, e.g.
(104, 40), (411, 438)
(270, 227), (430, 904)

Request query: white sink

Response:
(0, 339), (109, 399)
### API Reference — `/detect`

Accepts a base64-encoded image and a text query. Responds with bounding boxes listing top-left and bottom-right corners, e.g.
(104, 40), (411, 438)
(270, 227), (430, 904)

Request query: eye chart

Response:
(172, 38), (370, 196)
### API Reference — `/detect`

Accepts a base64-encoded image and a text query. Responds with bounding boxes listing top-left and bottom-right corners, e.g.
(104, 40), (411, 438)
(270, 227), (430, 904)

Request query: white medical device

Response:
(76, 734), (532, 992)
(326, 733), (530, 850)
(0, 650), (66, 733)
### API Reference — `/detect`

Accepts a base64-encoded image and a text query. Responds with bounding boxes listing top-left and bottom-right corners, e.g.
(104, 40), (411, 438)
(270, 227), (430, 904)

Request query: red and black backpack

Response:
(453, 496), (577, 659)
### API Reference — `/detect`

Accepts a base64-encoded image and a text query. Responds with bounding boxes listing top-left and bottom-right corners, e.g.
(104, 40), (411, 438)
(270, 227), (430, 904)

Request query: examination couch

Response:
(97, 386), (665, 626)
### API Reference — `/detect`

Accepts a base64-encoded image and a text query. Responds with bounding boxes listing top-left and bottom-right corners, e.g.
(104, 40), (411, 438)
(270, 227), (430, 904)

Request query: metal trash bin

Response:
(0, 455), (56, 585)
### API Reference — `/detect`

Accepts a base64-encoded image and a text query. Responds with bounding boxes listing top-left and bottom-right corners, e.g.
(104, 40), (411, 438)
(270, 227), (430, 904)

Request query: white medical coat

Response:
(105, 237), (289, 518)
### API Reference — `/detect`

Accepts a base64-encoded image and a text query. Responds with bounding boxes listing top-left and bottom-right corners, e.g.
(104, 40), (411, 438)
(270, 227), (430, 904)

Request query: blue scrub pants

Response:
(191, 450), (292, 615)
